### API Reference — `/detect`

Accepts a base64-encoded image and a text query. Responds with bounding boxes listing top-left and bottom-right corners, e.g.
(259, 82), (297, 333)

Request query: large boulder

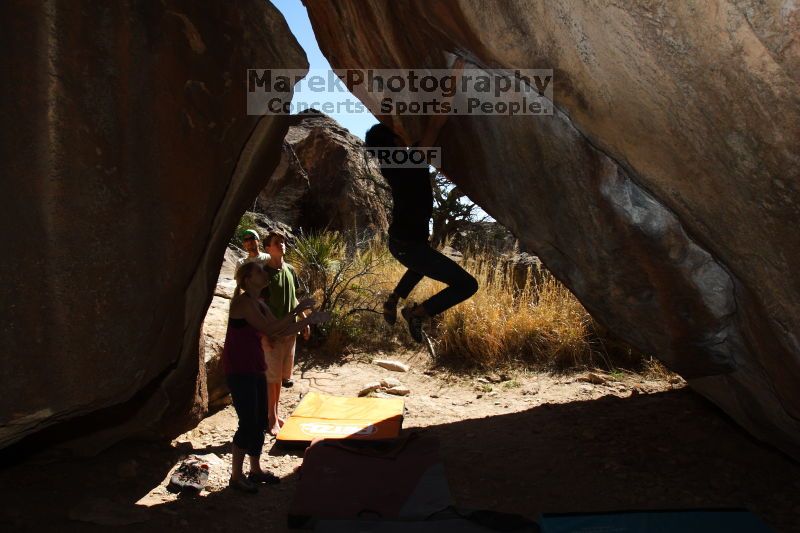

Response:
(203, 248), (240, 411)
(0, 1), (306, 453)
(256, 111), (390, 234)
(303, 1), (800, 456)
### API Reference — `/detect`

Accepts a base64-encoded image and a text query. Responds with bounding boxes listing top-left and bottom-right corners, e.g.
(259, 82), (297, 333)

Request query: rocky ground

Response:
(1, 348), (799, 532)
(2, 252), (799, 531)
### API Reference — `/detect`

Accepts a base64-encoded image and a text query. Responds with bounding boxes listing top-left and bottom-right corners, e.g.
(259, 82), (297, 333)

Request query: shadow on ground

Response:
(1, 388), (798, 531)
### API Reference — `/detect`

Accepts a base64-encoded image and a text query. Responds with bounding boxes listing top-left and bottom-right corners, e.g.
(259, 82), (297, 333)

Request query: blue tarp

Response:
(541, 509), (772, 533)
(313, 509), (772, 532)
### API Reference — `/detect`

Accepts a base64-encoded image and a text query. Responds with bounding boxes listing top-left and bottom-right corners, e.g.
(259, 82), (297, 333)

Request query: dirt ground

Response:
(1, 349), (799, 532)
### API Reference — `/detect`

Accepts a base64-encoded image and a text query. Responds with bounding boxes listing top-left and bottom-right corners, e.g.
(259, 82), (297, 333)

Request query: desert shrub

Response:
(288, 230), (344, 296)
(426, 264), (598, 370)
(288, 231), (400, 355)
(290, 231), (648, 371)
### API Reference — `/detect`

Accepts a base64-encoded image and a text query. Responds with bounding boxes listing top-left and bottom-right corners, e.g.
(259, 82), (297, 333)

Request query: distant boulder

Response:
(256, 111), (390, 235)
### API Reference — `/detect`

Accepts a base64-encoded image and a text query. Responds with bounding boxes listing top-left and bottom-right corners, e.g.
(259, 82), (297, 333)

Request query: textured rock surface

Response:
(246, 211), (296, 245)
(256, 111), (389, 234)
(498, 253), (545, 293)
(304, 0), (800, 456)
(202, 249), (240, 411)
(0, 1), (306, 452)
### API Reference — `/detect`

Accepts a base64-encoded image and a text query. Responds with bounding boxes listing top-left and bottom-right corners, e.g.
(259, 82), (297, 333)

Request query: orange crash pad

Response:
(276, 391), (404, 443)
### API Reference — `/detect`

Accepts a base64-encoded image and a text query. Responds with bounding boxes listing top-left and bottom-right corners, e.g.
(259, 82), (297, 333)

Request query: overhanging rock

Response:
(304, 0), (800, 457)
(0, 0), (307, 453)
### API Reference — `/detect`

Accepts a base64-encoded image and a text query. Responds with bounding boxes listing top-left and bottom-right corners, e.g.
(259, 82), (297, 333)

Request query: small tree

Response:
(430, 169), (486, 247)
(360, 165), (485, 247)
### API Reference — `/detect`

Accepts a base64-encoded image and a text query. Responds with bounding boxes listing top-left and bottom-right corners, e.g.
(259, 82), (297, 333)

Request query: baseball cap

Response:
(241, 229), (260, 241)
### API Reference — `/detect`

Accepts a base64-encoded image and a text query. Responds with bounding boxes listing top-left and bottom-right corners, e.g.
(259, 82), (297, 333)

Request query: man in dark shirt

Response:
(364, 61), (478, 342)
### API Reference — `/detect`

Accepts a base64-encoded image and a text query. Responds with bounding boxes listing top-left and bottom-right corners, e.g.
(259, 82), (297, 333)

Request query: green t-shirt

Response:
(262, 262), (300, 320)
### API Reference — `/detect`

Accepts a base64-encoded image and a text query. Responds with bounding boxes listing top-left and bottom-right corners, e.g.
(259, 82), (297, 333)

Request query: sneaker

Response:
(229, 476), (259, 494)
(401, 305), (425, 343)
(282, 378), (294, 388)
(169, 456), (209, 492)
(248, 470), (281, 485)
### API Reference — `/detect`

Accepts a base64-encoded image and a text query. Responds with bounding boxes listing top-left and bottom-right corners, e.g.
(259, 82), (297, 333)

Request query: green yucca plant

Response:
(288, 230), (345, 296)
(288, 231), (392, 313)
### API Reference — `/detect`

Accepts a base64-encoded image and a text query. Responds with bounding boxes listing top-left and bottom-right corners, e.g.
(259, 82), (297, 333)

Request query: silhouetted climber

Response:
(365, 58), (477, 342)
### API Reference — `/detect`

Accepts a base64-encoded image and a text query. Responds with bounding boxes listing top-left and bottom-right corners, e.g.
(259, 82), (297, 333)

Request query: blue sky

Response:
(272, 0), (492, 222)
(274, 0), (378, 140)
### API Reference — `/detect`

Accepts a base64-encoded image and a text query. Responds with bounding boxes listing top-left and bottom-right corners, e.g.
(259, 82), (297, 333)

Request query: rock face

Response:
(256, 111), (390, 234)
(246, 211), (296, 245)
(304, 1), (800, 456)
(203, 248), (239, 412)
(0, 1), (306, 452)
(498, 253), (545, 294)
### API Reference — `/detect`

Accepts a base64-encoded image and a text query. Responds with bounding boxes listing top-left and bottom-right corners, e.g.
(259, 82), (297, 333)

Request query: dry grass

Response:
(414, 252), (613, 371)
(292, 235), (650, 372)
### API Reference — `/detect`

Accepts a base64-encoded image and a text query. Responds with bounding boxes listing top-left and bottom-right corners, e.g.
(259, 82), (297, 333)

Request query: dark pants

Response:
(226, 373), (268, 457)
(389, 238), (478, 316)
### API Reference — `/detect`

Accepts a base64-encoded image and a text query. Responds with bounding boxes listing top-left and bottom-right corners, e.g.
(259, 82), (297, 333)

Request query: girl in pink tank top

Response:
(223, 261), (330, 493)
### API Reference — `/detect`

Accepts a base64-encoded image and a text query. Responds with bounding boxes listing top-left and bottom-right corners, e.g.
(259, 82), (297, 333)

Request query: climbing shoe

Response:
(401, 304), (425, 343)
(383, 296), (398, 326)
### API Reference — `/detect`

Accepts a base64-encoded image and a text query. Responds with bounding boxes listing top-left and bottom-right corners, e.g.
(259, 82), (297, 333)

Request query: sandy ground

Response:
(1, 348), (799, 532)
